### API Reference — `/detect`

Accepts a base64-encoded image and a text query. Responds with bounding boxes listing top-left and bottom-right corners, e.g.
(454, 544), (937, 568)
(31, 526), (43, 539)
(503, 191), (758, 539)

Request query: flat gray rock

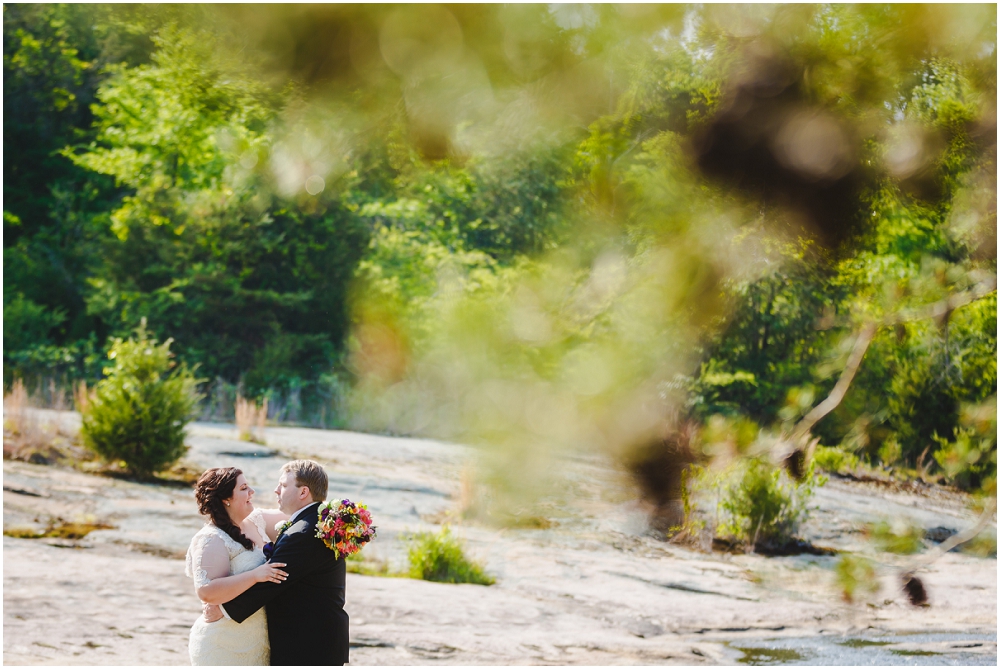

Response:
(3, 410), (996, 665)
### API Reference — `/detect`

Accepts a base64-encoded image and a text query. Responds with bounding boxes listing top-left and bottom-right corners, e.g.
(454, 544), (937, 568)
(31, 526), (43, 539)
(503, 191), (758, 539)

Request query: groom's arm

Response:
(222, 531), (327, 624)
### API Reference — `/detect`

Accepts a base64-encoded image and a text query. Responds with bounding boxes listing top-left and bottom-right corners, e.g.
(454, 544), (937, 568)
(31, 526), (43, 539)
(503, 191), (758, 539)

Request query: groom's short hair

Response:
(282, 459), (328, 502)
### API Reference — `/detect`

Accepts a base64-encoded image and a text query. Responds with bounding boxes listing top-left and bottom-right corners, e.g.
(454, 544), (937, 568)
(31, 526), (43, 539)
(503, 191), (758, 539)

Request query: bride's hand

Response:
(202, 602), (223, 623)
(252, 561), (288, 584)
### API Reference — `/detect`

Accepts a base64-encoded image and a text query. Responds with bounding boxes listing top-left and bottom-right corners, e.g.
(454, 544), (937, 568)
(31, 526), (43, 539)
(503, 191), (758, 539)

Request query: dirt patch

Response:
(99, 468), (199, 488)
(4, 517), (115, 540)
(830, 469), (968, 500)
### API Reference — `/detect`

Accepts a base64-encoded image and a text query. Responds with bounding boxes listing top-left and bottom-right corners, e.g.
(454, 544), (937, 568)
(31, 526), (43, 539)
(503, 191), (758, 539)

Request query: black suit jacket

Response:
(224, 502), (349, 666)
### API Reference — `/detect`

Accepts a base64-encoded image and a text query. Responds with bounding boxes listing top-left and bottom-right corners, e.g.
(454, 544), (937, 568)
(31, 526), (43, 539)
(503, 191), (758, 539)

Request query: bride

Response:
(185, 467), (290, 665)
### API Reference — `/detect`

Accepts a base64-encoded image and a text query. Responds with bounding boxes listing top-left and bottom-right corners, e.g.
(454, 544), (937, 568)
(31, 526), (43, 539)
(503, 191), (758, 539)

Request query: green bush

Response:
(406, 527), (495, 585)
(718, 458), (822, 548)
(933, 422), (997, 491)
(813, 445), (860, 475)
(80, 321), (200, 478)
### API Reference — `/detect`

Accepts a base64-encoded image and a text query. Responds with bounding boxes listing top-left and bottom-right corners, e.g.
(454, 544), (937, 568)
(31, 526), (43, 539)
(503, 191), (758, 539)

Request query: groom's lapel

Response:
(278, 502), (319, 543)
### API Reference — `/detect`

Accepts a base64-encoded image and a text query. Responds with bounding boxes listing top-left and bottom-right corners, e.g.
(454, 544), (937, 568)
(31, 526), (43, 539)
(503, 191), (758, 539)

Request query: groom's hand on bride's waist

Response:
(202, 602), (224, 623)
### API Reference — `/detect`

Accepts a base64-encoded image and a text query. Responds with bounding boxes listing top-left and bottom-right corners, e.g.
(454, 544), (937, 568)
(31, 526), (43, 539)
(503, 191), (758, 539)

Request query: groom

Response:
(209, 460), (349, 665)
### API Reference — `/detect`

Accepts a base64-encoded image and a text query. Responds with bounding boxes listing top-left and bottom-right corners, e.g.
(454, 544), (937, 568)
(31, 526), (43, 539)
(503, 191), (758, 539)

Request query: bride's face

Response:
(224, 474), (255, 521)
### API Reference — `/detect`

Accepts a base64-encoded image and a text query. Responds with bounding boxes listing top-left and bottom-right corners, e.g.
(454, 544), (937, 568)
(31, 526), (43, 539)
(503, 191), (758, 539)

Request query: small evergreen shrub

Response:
(407, 527), (495, 585)
(80, 322), (200, 478)
(718, 457), (822, 549)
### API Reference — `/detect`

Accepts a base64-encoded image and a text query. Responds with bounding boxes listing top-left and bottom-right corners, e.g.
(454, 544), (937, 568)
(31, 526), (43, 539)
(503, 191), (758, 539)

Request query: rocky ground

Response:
(3, 410), (996, 665)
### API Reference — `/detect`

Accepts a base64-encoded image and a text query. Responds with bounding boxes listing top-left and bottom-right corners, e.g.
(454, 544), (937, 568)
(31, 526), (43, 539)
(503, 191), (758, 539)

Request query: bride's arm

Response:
(256, 509), (291, 542)
(191, 534), (288, 606)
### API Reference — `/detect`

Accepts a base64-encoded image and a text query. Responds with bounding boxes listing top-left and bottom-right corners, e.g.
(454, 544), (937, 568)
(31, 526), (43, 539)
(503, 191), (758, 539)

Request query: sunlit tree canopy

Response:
(4, 4), (996, 515)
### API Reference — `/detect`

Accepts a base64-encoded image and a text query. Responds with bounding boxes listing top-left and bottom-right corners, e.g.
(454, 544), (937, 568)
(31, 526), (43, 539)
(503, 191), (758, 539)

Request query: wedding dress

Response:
(185, 508), (270, 666)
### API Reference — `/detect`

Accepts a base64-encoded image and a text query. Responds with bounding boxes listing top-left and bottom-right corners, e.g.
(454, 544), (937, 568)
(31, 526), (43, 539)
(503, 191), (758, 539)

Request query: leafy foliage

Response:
(62, 25), (370, 411)
(80, 321), (200, 477)
(2, 5), (194, 386)
(406, 527), (495, 585)
(932, 409), (997, 492)
(3, 6), (996, 497)
(691, 242), (843, 423)
(718, 458), (824, 549)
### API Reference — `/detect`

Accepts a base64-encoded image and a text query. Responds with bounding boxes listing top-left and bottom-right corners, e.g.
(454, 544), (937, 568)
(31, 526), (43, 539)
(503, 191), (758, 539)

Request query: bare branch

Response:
(887, 276), (998, 326)
(791, 323), (876, 442)
(782, 278), (999, 579)
(788, 277), (997, 445)
(904, 497), (997, 576)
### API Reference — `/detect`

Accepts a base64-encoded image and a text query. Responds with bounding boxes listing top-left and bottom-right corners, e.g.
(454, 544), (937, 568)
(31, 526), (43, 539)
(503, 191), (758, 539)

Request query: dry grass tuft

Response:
(458, 466), (476, 518)
(3, 380), (55, 460)
(73, 380), (92, 413)
(235, 395), (268, 443)
(49, 379), (67, 412)
(4, 380), (97, 466)
(4, 379), (29, 433)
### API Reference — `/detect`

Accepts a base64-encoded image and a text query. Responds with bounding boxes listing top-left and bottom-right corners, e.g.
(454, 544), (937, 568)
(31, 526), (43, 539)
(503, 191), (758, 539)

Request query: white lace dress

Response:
(185, 509), (270, 666)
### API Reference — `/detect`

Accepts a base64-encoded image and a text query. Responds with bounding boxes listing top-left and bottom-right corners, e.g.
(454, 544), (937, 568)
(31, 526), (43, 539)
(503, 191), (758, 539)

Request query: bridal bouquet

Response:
(315, 499), (377, 559)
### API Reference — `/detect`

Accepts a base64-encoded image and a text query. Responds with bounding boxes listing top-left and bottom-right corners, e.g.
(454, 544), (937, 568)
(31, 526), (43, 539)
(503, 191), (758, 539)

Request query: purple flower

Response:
(262, 542), (275, 560)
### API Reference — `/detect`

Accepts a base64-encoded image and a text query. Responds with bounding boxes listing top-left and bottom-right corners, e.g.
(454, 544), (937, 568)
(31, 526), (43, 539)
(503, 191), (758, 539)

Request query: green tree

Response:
(80, 321), (200, 477)
(67, 25), (369, 411)
(2, 4), (193, 385)
(692, 242), (843, 423)
(5, 4), (995, 488)
(3, 4), (114, 379)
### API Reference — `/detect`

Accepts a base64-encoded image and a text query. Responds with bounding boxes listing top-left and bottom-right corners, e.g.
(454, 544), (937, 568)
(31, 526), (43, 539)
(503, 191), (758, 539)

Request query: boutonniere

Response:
(263, 520), (295, 560)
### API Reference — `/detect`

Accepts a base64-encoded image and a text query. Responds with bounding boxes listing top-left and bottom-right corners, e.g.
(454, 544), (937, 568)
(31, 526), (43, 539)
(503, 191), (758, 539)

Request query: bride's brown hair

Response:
(195, 467), (254, 550)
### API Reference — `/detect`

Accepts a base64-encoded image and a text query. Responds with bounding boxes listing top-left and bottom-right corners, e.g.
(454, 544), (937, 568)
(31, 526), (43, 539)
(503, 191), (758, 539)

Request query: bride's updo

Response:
(194, 467), (254, 550)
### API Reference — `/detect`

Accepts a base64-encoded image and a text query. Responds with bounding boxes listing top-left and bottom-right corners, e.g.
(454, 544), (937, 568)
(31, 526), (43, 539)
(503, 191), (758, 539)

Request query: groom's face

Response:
(274, 471), (310, 514)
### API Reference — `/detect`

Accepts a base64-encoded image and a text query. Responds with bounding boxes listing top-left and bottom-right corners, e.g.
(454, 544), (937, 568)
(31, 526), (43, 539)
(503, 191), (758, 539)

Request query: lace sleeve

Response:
(246, 508), (269, 543)
(254, 508), (291, 541)
(185, 531), (231, 590)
